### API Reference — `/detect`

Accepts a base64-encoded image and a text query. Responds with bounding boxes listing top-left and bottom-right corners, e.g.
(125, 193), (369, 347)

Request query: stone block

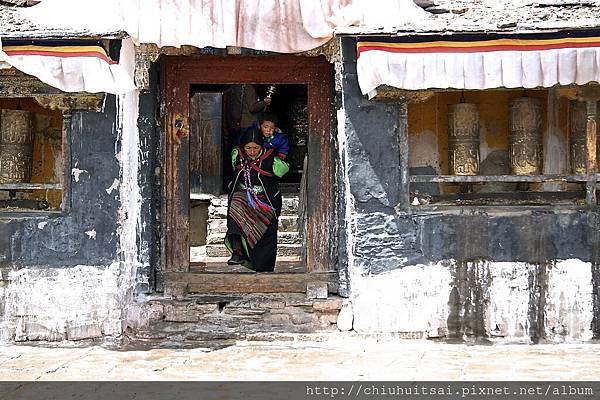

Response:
(164, 282), (188, 300)
(306, 282), (328, 299)
(145, 302), (166, 322)
(284, 294), (314, 307)
(281, 196), (299, 215)
(25, 322), (66, 341)
(256, 300), (286, 309)
(66, 322), (102, 340)
(289, 310), (317, 325)
(207, 219), (227, 234)
(279, 216), (299, 232)
(266, 313), (292, 326)
(206, 232), (226, 245)
(277, 232), (300, 244)
(277, 244), (302, 257)
(312, 298), (343, 311)
(102, 319), (123, 336)
(207, 244), (302, 258)
(210, 196), (229, 207)
(318, 312), (339, 327)
(209, 206), (228, 218)
(0, 322), (15, 342)
(222, 306), (268, 316)
(206, 245), (230, 257)
(164, 302), (217, 322)
(337, 301), (354, 331)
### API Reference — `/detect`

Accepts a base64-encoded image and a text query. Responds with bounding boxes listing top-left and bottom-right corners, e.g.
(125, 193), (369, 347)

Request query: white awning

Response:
(17, 0), (427, 53)
(0, 39), (136, 95)
(357, 36), (600, 96)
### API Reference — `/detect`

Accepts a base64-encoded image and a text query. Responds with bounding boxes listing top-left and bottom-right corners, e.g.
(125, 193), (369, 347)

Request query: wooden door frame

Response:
(160, 55), (334, 285)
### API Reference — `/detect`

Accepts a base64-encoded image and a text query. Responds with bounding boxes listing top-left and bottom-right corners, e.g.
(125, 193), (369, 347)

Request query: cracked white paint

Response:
(71, 168), (87, 182)
(348, 259), (594, 342)
(115, 39), (148, 331)
(546, 260), (593, 341)
(37, 221), (47, 229)
(351, 262), (453, 335)
(85, 230), (97, 240)
(485, 262), (531, 340)
(1, 263), (124, 342)
(105, 178), (119, 195)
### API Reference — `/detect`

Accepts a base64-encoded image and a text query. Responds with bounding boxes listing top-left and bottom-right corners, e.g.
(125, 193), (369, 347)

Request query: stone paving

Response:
(2, 332), (600, 380)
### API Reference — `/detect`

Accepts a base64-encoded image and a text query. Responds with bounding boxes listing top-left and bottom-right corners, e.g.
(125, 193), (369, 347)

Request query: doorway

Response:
(161, 55), (336, 295)
(188, 83), (307, 273)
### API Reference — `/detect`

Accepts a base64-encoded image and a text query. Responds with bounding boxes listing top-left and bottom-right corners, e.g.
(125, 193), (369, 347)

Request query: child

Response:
(257, 112), (289, 160)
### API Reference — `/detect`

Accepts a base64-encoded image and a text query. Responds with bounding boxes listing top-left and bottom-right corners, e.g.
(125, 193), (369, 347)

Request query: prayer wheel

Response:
(0, 109), (34, 183)
(448, 103), (480, 175)
(569, 100), (600, 174)
(508, 97), (543, 175)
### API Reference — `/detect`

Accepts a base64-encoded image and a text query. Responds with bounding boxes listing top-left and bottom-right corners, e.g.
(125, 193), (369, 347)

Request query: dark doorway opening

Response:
(162, 55), (336, 295)
(188, 83), (308, 273)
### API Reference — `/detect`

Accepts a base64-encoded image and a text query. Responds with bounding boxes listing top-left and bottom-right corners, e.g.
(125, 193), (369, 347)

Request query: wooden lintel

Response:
(410, 174), (594, 183)
(578, 86), (600, 101)
(34, 94), (105, 112)
(374, 86), (434, 103)
(0, 183), (61, 190)
(164, 272), (338, 294)
(0, 75), (64, 97)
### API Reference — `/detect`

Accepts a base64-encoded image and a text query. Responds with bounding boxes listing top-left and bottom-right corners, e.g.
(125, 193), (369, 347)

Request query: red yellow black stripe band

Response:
(2, 45), (116, 64)
(357, 37), (600, 57)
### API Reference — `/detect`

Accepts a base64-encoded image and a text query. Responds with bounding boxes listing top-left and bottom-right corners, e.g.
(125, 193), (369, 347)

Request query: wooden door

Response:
(160, 55), (335, 293)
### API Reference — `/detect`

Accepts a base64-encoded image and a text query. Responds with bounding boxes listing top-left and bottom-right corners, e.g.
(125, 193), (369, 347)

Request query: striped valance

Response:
(356, 34), (600, 95)
(0, 41), (135, 94)
(2, 45), (117, 64)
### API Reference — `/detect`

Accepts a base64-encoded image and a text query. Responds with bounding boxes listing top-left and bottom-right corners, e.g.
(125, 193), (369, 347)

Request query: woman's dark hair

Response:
(258, 111), (278, 125)
(240, 127), (264, 147)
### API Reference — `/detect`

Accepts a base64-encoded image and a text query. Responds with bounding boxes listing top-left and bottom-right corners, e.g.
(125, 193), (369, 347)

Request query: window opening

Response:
(0, 97), (65, 212)
(407, 89), (596, 207)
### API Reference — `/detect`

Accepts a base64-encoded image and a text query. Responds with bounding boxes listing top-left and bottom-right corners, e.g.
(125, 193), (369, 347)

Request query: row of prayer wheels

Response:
(448, 97), (596, 176)
(0, 109), (34, 184)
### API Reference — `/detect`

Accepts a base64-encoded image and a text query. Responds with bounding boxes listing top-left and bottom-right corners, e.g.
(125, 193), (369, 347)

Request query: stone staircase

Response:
(204, 194), (302, 259)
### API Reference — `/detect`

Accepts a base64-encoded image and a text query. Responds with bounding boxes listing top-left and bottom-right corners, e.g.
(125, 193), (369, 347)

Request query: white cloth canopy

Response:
(17, 0), (426, 53)
(356, 36), (600, 95)
(0, 40), (136, 94)
(2, 0), (426, 93)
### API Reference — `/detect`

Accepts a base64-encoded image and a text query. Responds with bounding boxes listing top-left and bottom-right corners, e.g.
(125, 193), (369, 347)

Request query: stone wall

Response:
(127, 294), (344, 341)
(0, 82), (158, 342)
(338, 37), (600, 342)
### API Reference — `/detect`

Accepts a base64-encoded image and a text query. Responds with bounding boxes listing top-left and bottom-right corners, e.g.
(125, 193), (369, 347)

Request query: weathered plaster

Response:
(1, 263), (124, 342)
(351, 262), (452, 335)
(350, 259), (593, 342)
(0, 39), (153, 342)
(339, 36), (600, 339)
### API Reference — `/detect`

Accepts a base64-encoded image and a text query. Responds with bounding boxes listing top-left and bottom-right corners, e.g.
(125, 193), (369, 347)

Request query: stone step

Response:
(209, 196), (300, 218)
(206, 243), (302, 258)
(207, 231), (301, 245)
(207, 215), (299, 235)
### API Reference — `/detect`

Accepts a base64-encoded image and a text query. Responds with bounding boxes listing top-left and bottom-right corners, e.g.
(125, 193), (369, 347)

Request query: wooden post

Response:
(398, 101), (410, 210)
(586, 100), (597, 206)
(62, 113), (72, 212)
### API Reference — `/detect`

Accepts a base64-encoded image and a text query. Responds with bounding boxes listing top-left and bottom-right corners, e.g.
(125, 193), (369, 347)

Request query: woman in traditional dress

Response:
(225, 128), (289, 272)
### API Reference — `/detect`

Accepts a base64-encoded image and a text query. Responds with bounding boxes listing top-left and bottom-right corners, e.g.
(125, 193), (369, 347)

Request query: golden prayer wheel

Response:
(448, 103), (480, 175)
(0, 109), (34, 183)
(569, 100), (600, 174)
(508, 97), (543, 175)
(570, 101), (588, 174)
